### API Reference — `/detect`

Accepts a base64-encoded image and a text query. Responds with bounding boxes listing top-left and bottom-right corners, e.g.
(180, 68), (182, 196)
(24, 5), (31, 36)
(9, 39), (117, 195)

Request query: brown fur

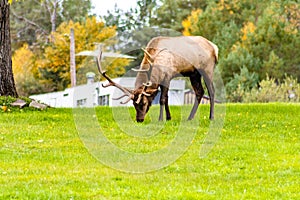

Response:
(133, 36), (218, 122)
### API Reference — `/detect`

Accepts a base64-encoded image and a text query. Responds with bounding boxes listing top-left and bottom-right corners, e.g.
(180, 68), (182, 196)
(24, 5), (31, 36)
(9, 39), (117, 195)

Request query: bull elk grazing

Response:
(96, 36), (218, 122)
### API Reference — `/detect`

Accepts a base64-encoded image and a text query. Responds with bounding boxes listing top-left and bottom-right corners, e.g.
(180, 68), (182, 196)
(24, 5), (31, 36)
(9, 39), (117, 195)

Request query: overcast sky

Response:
(91, 0), (138, 16)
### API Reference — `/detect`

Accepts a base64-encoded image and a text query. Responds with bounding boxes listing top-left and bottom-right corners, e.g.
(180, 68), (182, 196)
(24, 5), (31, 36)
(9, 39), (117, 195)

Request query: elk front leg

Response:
(165, 97), (171, 120)
(159, 85), (171, 121)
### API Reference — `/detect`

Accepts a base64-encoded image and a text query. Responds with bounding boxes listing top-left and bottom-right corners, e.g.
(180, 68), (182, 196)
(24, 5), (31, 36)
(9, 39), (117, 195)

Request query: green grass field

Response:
(0, 104), (299, 199)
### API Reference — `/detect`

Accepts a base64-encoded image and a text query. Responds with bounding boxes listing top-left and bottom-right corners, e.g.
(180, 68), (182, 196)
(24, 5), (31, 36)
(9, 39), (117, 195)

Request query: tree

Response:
(241, 1), (300, 80)
(137, 0), (157, 27)
(61, 0), (92, 22)
(104, 7), (137, 32)
(0, 0), (18, 97)
(10, 0), (92, 51)
(103, 0), (208, 33)
(12, 44), (43, 96)
(182, 0), (300, 84)
(154, 0), (208, 31)
(35, 16), (125, 92)
(103, 0), (156, 33)
(1, 0), (93, 97)
(10, 0), (50, 51)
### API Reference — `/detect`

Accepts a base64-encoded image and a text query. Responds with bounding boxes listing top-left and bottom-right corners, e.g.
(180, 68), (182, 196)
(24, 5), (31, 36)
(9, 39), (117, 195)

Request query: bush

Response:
(226, 67), (259, 102)
(242, 75), (300, 103)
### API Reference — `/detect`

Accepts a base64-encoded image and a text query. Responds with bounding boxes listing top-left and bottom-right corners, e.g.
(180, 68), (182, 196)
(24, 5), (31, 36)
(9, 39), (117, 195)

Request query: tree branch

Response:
(11, 9), (48, 35)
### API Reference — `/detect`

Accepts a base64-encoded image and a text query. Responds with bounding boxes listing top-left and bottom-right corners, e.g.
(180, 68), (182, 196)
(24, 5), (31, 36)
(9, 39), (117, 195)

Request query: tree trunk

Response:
(70, 28), (76, 87)
(0, 0), (18, 97)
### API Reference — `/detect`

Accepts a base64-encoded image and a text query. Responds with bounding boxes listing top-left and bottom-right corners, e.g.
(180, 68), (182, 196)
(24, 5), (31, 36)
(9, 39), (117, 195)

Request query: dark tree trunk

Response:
(0, 0), (18, 97)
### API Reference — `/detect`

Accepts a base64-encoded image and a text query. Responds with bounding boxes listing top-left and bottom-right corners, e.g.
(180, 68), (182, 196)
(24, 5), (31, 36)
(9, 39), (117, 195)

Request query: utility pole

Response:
(70, 28), (76, 87)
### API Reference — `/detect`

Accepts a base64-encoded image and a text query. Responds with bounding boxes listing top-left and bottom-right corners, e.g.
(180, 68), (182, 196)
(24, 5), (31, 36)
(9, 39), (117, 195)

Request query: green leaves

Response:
(226, 67), (259, 102)
(182, 0), (300, 84)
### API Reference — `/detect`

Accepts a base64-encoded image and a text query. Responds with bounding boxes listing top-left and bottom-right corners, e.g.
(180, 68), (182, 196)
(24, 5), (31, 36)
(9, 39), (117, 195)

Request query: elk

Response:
(96, 36), (218, 122)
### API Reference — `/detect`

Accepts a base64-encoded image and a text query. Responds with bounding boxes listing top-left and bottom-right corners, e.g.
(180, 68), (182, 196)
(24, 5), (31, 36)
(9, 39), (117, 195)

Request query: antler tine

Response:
(113, 94), (133, 104)
(143, 81), (152, 87)
(96, 51), (104, 74)
(101, 73), (134, 97)
(101, 72), (114, 87)
(120, 97), (132, 104)
(95, 50), (134, 99)
(113, 94), (129, 100)
(147, 59), (153, 66)
(142, 47), (167, 62)
(136, 93), (143, 104)
(95, 52), (115, 85)
(142, 48), (154, 61)
(142, 91), (151, 96)
(132, 58), (153, 73)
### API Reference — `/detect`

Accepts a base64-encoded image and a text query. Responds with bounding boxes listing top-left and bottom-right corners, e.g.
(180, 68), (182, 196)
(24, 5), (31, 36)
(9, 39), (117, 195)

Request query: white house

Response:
(30, 77), (186, 108)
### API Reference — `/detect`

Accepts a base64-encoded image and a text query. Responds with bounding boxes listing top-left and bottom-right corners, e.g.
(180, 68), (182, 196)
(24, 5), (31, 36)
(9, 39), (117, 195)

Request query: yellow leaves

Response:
(182, 21), (191, 36)
(182, 9), (202, 36)
(283, 3), (299, 35)
(218, 0), (230, 10)
(49, 16), (115, 56)
(241, 22), (256, 41)
(84, 17), (107, 40)
(12, 43), (35, 82)
(36, 16), (118, 90)
(1, 106), (8, 112)
(103, 58), (130, 80)
(217, 0), (240, 12)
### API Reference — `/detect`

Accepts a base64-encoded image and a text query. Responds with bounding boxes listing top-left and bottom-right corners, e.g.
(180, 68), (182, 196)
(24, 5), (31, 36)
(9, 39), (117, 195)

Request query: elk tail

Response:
(208, 41), (219, 64)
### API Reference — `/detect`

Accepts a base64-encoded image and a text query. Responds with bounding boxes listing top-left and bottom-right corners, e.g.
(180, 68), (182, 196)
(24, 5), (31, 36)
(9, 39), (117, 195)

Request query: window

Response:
(77, 98), (87, 107)
(98, 95), (109, 106)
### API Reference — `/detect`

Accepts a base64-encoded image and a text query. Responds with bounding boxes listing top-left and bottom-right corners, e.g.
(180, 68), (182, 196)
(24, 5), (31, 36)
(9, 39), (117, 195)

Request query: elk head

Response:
(132, 86), (158, 122)
(95, 50), (157, 122)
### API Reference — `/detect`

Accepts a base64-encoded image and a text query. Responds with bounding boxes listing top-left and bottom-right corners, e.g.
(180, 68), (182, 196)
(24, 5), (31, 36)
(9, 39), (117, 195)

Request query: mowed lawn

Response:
(0, 103), (299, 199)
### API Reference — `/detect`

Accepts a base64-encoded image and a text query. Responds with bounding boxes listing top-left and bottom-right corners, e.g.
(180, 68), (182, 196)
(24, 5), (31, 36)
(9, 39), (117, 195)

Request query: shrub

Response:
(243, 75), (300, 103)
(226, 67), (259, 102)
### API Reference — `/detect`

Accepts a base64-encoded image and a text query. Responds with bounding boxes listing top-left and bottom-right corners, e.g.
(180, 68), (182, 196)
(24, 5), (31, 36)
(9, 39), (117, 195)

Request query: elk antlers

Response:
(95, 51), (134, 104)
(141, 47), (167, 62)
(95, 48), (160, 105)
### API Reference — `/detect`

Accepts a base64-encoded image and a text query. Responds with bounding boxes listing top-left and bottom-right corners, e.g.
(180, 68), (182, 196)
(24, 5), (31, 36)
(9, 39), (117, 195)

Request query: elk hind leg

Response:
(188, 73), (204, 120)
(203, 74), (215, 120)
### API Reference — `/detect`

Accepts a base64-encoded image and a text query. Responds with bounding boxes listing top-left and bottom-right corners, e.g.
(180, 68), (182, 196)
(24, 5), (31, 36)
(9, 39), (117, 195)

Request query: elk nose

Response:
(136, 119), (144, 123)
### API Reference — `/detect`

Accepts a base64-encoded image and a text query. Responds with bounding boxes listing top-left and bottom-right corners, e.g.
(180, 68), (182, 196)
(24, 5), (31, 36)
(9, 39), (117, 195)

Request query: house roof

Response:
(76, 50), (136, 59)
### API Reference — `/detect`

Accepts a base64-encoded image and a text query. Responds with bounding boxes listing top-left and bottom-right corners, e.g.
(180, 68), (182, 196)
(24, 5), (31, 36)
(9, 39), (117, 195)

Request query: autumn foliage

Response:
(12, 16), (130, 95)
(10, 0), (300, 101)
(182, 0), (300, 95)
